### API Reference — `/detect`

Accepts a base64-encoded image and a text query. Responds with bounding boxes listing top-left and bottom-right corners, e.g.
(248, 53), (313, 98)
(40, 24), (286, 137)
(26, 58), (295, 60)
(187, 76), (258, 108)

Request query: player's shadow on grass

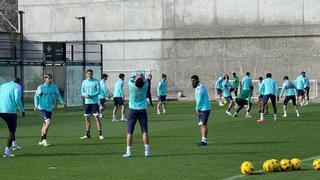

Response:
(18, 152), (120, 157)
(216, 141), (289, 146)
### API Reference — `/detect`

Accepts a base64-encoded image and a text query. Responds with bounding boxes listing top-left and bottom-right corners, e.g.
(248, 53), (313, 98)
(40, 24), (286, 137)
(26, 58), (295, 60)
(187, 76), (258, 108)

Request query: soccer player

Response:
(34, 74), (65, 146)
(0, 78), (25, 157)
(295, 71), (306, 106)
(303, 72), (310, 105)
(241, 72), (252, 93)
(257, 77), (268, 114)
(112, 73), (127, 121)
(98, 74), (109, 119)
(232, 72), (240, 96)
(280, 76), (299, 117)
(80, 69), (103, 140)
(123, 72), (150, 157)
(146, 74), (153, 107)
(222, 74), (235, 116)
(215, 75), (224, 106)
(232, 85), (253, 118)
(191, 75), (211, 146)
(257, 73), (279, 123)
(157, 74), (167, 115)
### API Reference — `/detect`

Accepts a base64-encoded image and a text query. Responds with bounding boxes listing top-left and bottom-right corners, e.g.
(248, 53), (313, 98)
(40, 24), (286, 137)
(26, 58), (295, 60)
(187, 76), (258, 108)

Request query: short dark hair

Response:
(119, 73), (125, 79)
(44, 73), (52, 79)
(13, 77), (21, 84)
(87, 69), (93, 73)
(135, 77), (144, 88)
(162, 74), (167, 78)
(246, 72), (250, 76)
(258, 76), (263, 81)
(266, 73), (272, 78)
(233, 72), (236, 76)
(283, 76), (289, 80)
(102, 74), (108, 79)
(191, 75), (199, 81)
(148, 74), (152, 77)
(301, 71), (306, 75)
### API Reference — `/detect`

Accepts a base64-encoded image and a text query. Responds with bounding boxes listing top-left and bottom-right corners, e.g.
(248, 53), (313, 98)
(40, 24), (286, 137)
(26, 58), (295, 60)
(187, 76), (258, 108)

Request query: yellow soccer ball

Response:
(270, 159), (280, 171)
(241, 161), (254, 175)
(280, 159), (292, 171)
(224, 99), (228, 105)
(263, 160), (274, 172)
(313, 158), (320, 170)
(291, 158), (302, 170)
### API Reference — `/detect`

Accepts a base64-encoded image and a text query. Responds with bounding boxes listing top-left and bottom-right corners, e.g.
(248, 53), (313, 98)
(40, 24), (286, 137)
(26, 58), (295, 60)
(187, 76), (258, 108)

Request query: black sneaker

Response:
(198, 141), (207, 146)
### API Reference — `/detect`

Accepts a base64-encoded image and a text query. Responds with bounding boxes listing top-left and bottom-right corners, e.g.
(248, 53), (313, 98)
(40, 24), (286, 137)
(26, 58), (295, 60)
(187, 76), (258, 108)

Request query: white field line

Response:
(223, 155), (320, 180)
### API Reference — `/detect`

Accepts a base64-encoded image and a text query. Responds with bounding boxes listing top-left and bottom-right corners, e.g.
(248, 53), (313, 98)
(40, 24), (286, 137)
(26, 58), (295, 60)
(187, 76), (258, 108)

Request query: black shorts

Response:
(284, 95), (296, 106)
(304, 87), (310, 96)
(262, 94), (276, 104)
(158, 95), (166, 103)
(99, 99), (106, 106)
(198, 110), (210, 126)
(39, 110), (52, 120)
(224, 96), (233, 103)
(84, 104), (100, 117)
(0, 113), (17, 132)
(114, 97), (124, 106)
(127, 109), (148, 134)
(258, 94), (263, 101)
(297, 89), (305, 97)
(216, 89), (223, 96)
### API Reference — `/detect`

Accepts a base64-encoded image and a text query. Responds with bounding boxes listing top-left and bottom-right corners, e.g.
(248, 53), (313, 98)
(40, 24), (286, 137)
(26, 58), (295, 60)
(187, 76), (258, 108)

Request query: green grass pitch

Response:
(0, 102), (320, 179)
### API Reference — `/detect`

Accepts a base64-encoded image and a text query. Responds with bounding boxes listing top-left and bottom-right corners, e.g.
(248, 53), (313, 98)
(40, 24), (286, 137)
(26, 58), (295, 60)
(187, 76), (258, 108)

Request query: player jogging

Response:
(191, 75), (211, 146)
(222, 74), (235, 116)
(123, 72), (150, 157)
(232, 72), (240, 96)
(34, 73), (65, 146)
(157, 74), (167, 115)
(98, 74), (109, 119)
(257, 73), (279, 123)
(280, 76), (299, 117)
(80, 69), (103, 140)
(215, 75), (224, 106)
(0, 78), (25, 157)
(295, 71), (306, 106)
(112, 73), (127, 121)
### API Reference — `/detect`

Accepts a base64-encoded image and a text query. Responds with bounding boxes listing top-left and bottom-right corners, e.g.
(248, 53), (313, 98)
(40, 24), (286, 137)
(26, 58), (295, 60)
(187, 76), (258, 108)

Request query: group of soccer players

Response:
(215, 71), (311, 122)
(0, 69), (169, 157)
(0, 68), (311, 157)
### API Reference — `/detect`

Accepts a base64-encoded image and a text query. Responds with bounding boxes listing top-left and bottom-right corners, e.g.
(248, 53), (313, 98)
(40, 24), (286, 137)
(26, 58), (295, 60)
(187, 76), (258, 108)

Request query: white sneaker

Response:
(245, 114), (252, 118)
(305, 101), (309, 106)
(282, 114), (287, 117)
(273, 117), (277, 122)
(219, 103), (224, 107)
(12, 145), (21, 151)
(39, 141), (43, 146)
(296, 113), (300, 117)
(99, 135), (104, 140)
(145, 151), (150, 157)
(99, 114), (103, 119)
(41, 139), (50, 147)
(157, 111), (161, 115)
(226, 111), (232, 116)
(80, 135), (90, 139)
(123, 152), (131, 158)
(112, 118), (119, 122)
(120, 117), (127, 122)
(3, 153), (15, 158)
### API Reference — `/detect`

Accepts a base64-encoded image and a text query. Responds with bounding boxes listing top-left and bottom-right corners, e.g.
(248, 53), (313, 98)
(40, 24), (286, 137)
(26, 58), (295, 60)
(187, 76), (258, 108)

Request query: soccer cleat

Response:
(80, 135), (91, 139)
(198, 141), (207, 146)
(273, 117), (277, 122)
(41, 139), (50, 147)
(245, 113), (252, 118)
(257, 118), (264, 123)
(282, 114), (287, 117)
(99, 135), (104, 140)
(12, 145), (21, 151)
(112, 118), (119, 122)
(3, 153), (15, 158)
(122, 153), (131, 158)
(157, 111), (161, 115)
(305, 101), (309, 106)
(233, 112), (238, 117)
(226, 111), (232, 116)
(219, 103), (224, 107)
(38, 141), (43, 146)
(99, 114), (104, 119)
(296, 113), (300, 117)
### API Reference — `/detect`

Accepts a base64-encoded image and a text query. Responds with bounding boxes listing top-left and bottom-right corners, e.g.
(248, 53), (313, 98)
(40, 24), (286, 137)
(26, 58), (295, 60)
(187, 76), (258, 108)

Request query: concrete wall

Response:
(0, 0), (18, 32)
(18, 0), (320, 98)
